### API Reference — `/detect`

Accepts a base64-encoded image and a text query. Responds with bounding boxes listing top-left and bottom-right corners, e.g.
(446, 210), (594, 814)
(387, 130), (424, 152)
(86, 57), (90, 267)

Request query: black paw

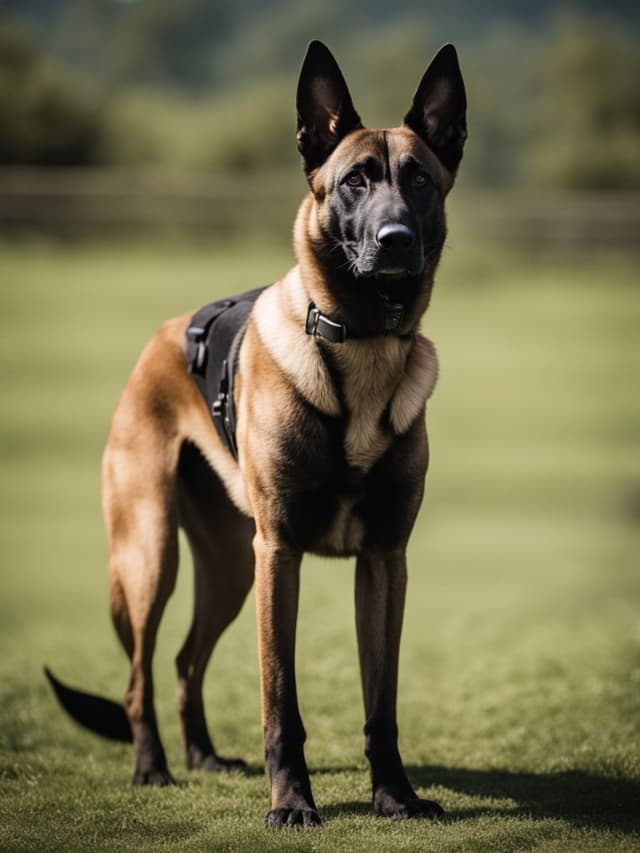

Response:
(132, 767), (175, 786)
(374, 790), (444, 820)
(265, 807), (322, 828)
(188, 750), (248, 774)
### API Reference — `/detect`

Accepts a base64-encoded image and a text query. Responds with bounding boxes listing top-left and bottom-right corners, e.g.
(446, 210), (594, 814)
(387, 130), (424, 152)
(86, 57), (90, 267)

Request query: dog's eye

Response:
(413, 172), (430, 188)
(345, 171), (365, 188)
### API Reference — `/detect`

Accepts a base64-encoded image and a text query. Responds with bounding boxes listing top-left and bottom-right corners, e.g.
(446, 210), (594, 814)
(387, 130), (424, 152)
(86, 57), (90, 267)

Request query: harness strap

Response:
(185, 286), (265, 459)
(186, 300), (234, 377)
(186, 284), (407, 459)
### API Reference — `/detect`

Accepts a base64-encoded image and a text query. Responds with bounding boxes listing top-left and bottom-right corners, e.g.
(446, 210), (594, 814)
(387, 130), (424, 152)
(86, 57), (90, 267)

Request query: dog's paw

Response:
(374, 790), (444, 820)
(188, 752), (248, 774)
(191, 755), (249, 774)
(131, 767), (176, 786)
(265, 807), (322, 828)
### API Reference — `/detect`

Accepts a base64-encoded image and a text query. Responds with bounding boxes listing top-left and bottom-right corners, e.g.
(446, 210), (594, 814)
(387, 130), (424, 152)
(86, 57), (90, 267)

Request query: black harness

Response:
(185, 286), (266, 459)
(185, 287), (405, 459)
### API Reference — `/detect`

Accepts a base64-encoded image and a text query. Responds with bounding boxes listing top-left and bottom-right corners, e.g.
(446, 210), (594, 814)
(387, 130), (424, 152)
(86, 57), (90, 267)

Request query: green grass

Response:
(0, 236), (639, 852)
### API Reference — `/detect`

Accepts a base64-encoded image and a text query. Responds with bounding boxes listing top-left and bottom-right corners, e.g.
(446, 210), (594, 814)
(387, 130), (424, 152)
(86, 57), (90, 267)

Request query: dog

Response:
(46, 39), (467, 827)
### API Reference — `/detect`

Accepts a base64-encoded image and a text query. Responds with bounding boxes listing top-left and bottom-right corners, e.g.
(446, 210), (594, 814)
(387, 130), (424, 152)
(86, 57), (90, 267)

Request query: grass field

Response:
(0, 236), (639, 852)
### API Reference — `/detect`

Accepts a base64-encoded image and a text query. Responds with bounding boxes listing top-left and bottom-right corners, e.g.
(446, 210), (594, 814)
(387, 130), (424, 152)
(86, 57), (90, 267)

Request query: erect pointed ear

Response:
(403, 44), (467, 175)
(296, 40), (363, 175)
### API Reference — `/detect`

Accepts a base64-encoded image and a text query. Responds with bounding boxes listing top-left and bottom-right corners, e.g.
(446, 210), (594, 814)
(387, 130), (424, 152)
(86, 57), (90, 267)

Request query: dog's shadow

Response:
(319, 764), (640, 834)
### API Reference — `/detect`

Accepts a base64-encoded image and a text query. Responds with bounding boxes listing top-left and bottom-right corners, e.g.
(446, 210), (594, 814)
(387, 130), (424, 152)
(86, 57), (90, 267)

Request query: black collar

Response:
(305, 295), (405, 344)
(305, 303), (347, 342)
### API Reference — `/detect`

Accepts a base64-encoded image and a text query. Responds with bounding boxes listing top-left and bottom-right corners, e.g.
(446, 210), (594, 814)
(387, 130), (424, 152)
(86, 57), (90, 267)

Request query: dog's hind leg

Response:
(103, 427), (181, 786)
(175, 441), (255, 772)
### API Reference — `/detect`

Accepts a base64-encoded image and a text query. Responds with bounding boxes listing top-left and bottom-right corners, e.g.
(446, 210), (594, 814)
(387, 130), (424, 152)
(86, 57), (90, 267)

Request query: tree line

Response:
(1, 1), (639, 189)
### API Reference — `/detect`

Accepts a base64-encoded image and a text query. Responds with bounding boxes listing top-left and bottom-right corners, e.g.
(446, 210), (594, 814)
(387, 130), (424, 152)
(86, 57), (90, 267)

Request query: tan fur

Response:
(336, 336), (409, 469)
(389, 335), (439, 435)
(318, 494), (365, 555)
(253, 271), (340, 417)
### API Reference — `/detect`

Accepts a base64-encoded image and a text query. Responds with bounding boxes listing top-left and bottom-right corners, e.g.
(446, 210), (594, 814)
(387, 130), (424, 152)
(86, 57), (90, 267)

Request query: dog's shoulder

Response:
(114, 314), (193, 427)
(389, 334), (439, 435)
(249, 269), (341, 416)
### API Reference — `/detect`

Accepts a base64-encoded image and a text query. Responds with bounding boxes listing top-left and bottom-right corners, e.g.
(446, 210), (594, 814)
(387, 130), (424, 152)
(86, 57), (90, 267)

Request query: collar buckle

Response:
(305, 304), (321, 336)
(305, 303), (347, 343)
(379, 293), (405, 331)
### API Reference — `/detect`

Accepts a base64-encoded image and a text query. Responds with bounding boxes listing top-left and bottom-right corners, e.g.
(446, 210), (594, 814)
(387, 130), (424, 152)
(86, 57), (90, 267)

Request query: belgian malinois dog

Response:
(46, 40), (467, 827)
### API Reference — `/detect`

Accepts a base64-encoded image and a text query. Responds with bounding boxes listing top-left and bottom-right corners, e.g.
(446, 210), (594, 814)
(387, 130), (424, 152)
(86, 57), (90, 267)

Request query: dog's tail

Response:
(44, 666), (132, 743)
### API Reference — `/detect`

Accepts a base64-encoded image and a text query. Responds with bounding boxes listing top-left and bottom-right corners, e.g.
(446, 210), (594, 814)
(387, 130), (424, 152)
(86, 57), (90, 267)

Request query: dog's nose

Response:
(376, 223), (415, 252)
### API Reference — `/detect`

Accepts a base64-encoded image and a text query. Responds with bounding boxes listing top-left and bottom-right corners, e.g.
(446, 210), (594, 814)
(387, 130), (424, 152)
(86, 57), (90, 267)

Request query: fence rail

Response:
(1, 168), (639, 248)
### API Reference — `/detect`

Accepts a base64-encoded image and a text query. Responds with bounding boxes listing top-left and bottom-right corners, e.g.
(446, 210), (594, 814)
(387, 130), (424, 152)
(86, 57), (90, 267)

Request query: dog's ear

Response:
(296, 40), (363, 175)
(403, 44), (467, 175)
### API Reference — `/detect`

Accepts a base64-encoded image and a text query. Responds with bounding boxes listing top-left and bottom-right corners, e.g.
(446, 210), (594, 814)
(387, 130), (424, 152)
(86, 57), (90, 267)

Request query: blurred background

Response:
(1, 4), (639, 848)
(0, 0), (638, 670)
(0, 0), (639, 240)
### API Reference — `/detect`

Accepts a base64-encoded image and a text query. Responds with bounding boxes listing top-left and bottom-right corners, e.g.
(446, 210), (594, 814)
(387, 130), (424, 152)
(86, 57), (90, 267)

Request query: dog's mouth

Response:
(344, 247), (416, 279)
(373, 267), (416, 280)
(346, 241), (442, 281)
(355, 258), (426, 280)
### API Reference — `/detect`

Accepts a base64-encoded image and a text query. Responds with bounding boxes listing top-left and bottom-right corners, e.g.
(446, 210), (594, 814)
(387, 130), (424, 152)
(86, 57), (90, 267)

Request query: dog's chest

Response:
(274, 347), (409, 556)
(333, 339), (405, 470)
(278, 466), (370, 558)
(275, 423), (416, 557)
(319, 493), (365, 555)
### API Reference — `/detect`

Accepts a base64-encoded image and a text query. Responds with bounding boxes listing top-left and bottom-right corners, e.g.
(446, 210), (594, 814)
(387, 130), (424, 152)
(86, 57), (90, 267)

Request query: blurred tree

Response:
(50, 0), (123, 83)
(109, 0), (227, 91)
(0, 16), (106, 165)
(1, 1), (639, 187)
(0, 0), (61, 35)
(524, 16), (640, 188)
(211, 0), (346, 86)
(6, 0), (639, 92)
(457, 23), (538, 188)
(351, 21), (435, 126)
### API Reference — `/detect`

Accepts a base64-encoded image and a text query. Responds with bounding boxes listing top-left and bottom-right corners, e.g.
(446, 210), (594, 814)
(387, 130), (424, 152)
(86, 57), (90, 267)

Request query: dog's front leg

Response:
(254, 531), (320, 828)
(355, 551), (444, 819)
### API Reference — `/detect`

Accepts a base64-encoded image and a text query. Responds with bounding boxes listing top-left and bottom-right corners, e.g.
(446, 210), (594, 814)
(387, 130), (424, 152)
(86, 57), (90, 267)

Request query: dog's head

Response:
(295, 41), (466, 331)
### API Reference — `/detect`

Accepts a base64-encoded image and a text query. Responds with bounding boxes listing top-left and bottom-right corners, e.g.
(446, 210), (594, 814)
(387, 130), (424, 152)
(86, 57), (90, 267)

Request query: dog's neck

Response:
(304, 297), (406, 344)
(293, 195), (437, 340)
(253, 267), (438, 450)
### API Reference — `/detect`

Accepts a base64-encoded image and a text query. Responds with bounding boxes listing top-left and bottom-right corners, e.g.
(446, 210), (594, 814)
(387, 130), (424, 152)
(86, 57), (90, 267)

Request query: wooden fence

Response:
(1, 168), (639, 249)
